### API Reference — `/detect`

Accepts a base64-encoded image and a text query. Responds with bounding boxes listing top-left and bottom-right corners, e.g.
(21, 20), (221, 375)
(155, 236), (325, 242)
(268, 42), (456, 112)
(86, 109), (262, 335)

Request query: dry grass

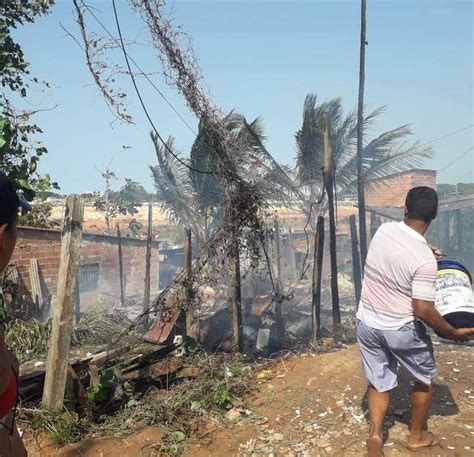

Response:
(6, 310), (132, 363)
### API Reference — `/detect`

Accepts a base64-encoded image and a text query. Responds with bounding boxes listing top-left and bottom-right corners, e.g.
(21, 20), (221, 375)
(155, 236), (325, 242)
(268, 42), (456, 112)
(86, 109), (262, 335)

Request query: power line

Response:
(111, 0), (214, 176)
(437, 146), (474, 173)
(421, 124), (474, 147)
(82, 2), (197, 136)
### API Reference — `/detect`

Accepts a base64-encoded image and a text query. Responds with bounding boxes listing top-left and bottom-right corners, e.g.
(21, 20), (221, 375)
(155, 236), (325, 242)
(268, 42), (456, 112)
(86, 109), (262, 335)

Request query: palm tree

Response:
(150, 112), (297, 246)
(295, 93), (432, 213)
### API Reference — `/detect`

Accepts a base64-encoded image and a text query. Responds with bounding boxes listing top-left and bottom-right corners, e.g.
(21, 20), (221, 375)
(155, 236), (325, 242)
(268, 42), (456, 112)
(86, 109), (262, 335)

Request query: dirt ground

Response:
(24, 340), (473, 457)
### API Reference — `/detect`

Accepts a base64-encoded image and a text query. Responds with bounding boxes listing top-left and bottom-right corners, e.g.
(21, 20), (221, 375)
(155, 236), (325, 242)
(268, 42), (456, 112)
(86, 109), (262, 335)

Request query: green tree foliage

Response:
(295, 94), (432, 204)
(110, 178), (150, 208)
(0, 0), (57, 198)
(94, 173), (147, 234)
(18, 201), (60, 229)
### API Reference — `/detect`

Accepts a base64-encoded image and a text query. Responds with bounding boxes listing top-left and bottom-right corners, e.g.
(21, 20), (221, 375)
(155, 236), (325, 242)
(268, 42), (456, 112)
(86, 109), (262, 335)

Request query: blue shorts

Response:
(357, 320), (437, 392)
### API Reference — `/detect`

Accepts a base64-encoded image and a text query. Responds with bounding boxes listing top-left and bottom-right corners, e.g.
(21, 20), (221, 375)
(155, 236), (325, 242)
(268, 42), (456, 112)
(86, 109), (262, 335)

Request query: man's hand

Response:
(451, 328), (474, 342)
(430, 245), (445, 259)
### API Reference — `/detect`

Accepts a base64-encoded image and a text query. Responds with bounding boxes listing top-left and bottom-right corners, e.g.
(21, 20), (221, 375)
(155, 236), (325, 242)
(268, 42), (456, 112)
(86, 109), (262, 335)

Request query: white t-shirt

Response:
(356, 221), (437, 330)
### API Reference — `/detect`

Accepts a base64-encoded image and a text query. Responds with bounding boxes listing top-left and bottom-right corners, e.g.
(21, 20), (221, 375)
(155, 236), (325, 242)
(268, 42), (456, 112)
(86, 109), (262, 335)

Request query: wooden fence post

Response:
(273, 219), (284, 345)
(116, 224), (125, 307)
(370, 211), (380, 240)
(323, 112), (341, 333)
(311, 216), (325, 342)
(349, 215), (362, 308)
(42, 195), (84, 412)
(231, 234), (243, 353)
(455, 210), (463, 257)
(184, 228), (193, 337)
(142, 201), (153, 331)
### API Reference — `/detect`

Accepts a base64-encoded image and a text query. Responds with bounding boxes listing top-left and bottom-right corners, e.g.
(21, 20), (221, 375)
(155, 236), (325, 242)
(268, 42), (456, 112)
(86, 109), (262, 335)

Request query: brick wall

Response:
(366, 169), (437, 208)
(10, 227), (159, 312)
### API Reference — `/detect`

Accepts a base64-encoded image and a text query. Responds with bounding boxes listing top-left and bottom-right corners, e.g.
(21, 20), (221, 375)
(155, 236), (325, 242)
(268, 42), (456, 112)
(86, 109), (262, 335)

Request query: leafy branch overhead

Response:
(150, 113), (298, 245)
(0, 0), (58, 197)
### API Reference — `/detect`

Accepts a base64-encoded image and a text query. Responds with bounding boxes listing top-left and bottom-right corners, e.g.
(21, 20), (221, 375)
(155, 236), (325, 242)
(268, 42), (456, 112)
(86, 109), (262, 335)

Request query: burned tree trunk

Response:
(311, 216), (325, 342)
(323, 113), (341, 333)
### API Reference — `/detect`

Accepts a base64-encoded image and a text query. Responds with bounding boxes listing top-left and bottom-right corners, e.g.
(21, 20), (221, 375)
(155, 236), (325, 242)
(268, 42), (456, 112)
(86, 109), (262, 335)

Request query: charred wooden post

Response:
(311, 216), (325, 342)
(183, 228), (193, 337)
(370, 211), (380, 240)
(442, 211), (450, 251)
(274, 219), (282, 289)
(350, 215), (362, 308)
(455, 210), (463, 256)
(116, 224), (125, 307)
(323, 113), (341, 333)
(273, 219), (284, 345)
(42, 195), (84, 412)
(231, 235), (243, 353)
(142, 201), (153, 331)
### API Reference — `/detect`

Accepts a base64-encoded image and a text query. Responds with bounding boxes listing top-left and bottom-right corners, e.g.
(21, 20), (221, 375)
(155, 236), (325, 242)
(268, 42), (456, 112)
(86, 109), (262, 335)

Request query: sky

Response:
(14, 0), (474, 194)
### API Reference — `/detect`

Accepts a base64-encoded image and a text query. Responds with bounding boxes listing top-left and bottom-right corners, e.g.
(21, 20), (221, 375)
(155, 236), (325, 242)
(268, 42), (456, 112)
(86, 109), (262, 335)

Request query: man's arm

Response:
(413, 299), (474, 342)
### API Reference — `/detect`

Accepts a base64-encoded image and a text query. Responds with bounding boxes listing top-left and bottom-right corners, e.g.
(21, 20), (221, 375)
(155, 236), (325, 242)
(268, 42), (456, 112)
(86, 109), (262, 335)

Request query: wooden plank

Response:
(7, 263), (19, 283)
(90, 345), (131, 366)
(311, 216), (324, 342)
(42, 195), (84, 412)
(29, 258), (43, 310)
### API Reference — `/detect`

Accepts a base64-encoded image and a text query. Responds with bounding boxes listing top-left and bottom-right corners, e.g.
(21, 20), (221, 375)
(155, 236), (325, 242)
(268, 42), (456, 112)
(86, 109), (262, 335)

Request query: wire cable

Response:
(111, 0), (214, 176)
(420, 124), (473, 147)
(81, 1), (197, 137)
(437, 146), (474, 173)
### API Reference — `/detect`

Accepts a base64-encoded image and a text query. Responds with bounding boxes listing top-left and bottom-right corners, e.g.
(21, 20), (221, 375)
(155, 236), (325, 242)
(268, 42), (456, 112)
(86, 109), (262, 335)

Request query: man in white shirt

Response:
(356, 186), (474, 456)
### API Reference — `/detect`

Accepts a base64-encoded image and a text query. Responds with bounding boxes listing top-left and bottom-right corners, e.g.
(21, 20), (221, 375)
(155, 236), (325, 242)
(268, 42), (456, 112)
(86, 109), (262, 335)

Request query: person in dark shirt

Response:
(0, 173), (31, 457)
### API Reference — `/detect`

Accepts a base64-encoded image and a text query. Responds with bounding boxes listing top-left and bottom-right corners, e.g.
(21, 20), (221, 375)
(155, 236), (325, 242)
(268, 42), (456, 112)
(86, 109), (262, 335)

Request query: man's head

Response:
(0, 173), (31, 272)
(404, 186), (438, 224)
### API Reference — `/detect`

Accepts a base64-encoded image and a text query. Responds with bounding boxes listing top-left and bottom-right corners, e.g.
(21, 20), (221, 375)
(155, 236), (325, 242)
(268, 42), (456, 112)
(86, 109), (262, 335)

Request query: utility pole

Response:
(357, 0), (368, 268)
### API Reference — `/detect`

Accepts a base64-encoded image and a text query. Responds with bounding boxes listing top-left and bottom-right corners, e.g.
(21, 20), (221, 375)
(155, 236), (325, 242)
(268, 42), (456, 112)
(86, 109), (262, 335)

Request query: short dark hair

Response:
(0, 173), (20, 227)
(405, 186), (438, 223)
